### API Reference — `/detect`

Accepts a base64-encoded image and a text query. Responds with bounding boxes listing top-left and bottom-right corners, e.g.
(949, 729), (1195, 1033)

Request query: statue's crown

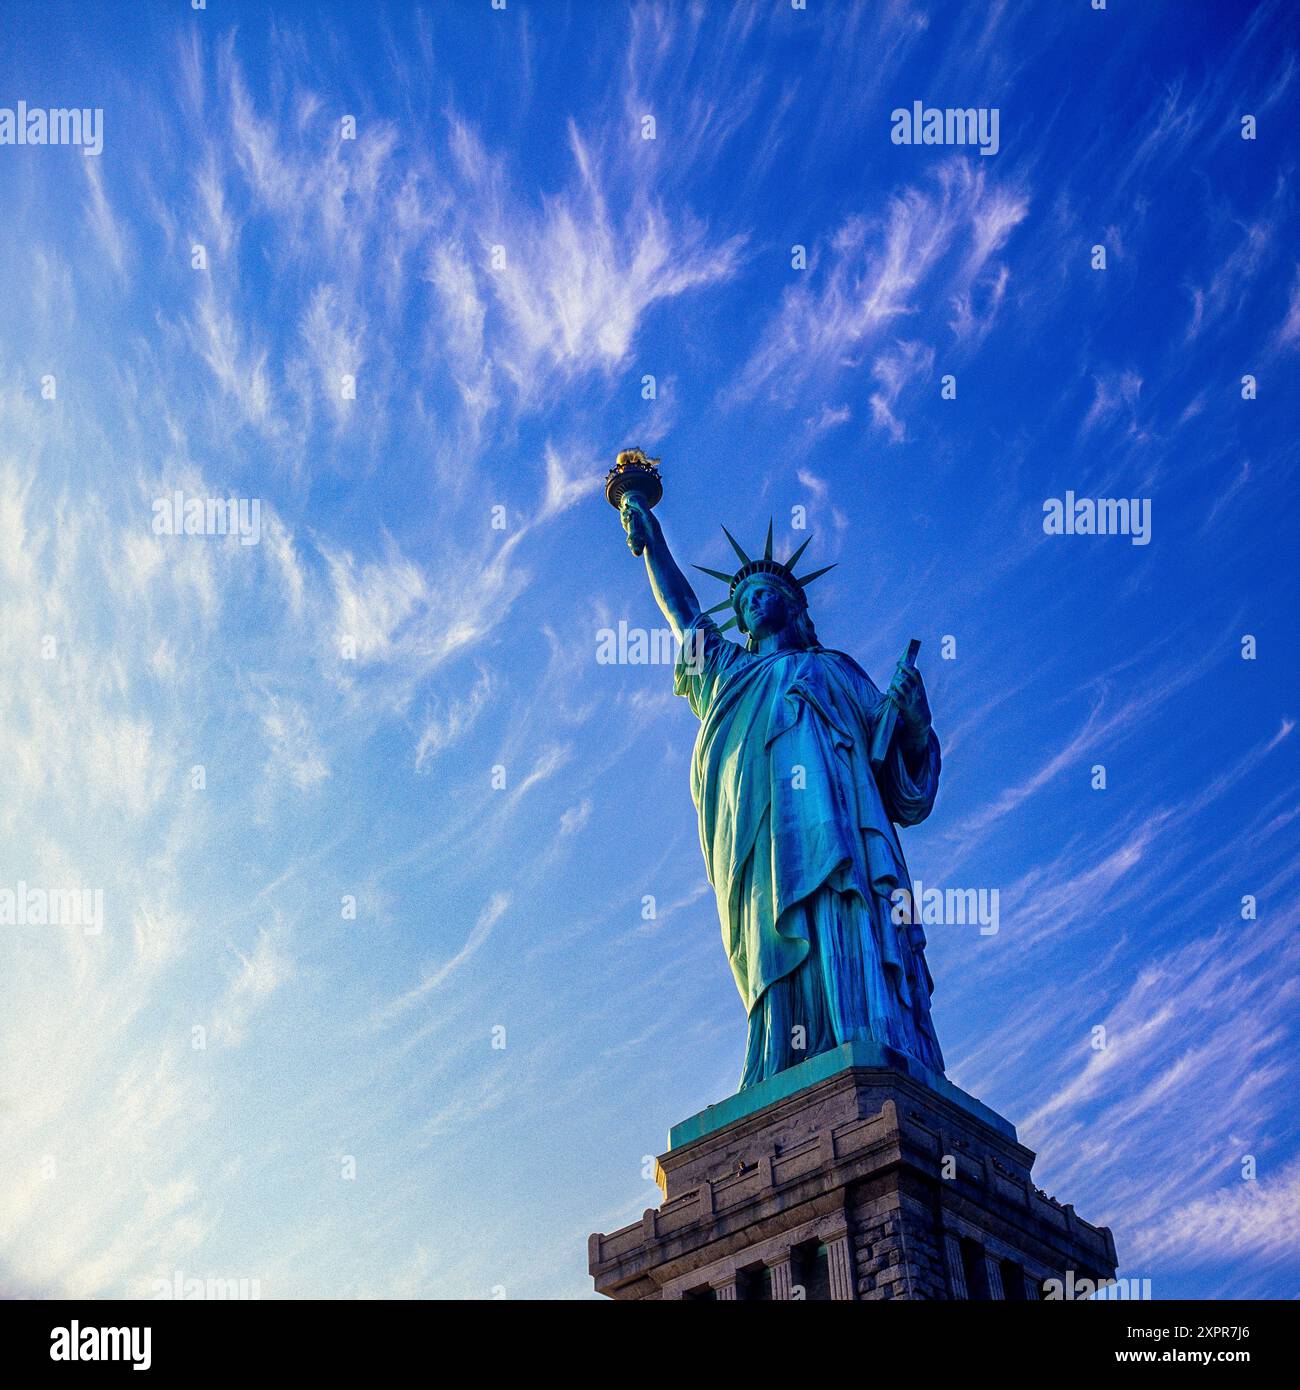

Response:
(693, 521), (835, 634)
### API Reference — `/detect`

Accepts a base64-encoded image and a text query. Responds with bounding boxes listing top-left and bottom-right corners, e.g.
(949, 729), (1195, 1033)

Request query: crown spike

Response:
(784, 535), (814, 572)
(763, 519), (774, 561)
(693, 565), (736, 584)
(717, 616), (741, 634)
(702, 598), (733, 615)
(795, 564), (837, 588)
(720, 526), (751, 566)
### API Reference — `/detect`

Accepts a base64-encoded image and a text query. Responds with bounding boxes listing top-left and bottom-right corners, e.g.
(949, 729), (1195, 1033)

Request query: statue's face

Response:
(737, 578), (794, 639)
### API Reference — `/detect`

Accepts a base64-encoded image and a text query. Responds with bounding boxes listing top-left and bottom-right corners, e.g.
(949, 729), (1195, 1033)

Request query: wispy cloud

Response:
(1129, 1159), (1300, 1268)
(729, 161), (1027, 409)
(378, 892), (512, 1022)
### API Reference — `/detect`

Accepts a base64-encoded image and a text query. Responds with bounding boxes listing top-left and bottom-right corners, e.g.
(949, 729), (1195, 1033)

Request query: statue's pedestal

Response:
(588, 1041), (1117, 1300)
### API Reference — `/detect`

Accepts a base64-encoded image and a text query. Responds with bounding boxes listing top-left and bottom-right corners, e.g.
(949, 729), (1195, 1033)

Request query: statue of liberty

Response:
(616, 472), (945, 1092)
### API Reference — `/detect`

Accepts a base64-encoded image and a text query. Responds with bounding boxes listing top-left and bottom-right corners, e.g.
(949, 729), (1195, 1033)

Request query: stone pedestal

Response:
(588, 1041), (1117, 1301)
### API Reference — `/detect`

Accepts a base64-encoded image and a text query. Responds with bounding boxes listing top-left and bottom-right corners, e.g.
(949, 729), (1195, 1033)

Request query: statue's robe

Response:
(674, 615), (945, 1090)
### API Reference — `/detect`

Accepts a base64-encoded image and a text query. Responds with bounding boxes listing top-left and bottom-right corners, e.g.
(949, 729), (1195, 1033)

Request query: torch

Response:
(604, 448), (663, 556)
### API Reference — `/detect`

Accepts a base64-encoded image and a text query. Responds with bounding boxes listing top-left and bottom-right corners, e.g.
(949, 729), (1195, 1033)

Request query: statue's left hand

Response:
(888, 660), (931, 750)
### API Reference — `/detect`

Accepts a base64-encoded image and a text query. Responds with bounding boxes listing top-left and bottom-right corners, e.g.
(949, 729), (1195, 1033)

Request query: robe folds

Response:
(674, 614), (945, 1090)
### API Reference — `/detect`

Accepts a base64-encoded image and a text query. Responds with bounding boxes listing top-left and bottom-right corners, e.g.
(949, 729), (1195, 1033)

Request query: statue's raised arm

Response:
(620, 493), (700, 643)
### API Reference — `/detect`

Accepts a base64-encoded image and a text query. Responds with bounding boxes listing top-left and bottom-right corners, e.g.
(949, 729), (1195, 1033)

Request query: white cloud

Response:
(539, 443), (599, 521)
(193, 289), (275, 429)
(415, 669), (492, 770)
(732, 162), (1027, 405)
(868, 339), (934, 443)
(258, 690), (330, 789)
(211, 926), (295, 1047)
(438, 110), (744, 399)
(82, 159), (128, 279)
(326, 544), (428, 665)
(301, 284), (366, 424)
(560, 799), (593, 836)
(1274, 264), (1300, 349)
(380, 892), (512, 1020)
(1129, 1160), (1300, 1268)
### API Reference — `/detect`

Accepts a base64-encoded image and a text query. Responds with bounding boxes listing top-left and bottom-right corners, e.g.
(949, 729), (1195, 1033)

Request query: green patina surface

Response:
(668, 1040), (1018, 1150)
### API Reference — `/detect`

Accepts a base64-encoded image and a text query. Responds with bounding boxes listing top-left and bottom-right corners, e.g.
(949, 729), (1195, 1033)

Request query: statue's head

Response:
(733, 573), (820, 650)
(693, 522), (833, 652)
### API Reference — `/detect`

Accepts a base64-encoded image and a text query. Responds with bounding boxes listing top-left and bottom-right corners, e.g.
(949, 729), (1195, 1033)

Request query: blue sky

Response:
(0, 0), (1296, 1300)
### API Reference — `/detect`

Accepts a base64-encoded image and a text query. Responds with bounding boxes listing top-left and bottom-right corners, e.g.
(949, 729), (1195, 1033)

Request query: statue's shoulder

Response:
(680, 613), (752, 679)
(808, 647), (882, 699)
